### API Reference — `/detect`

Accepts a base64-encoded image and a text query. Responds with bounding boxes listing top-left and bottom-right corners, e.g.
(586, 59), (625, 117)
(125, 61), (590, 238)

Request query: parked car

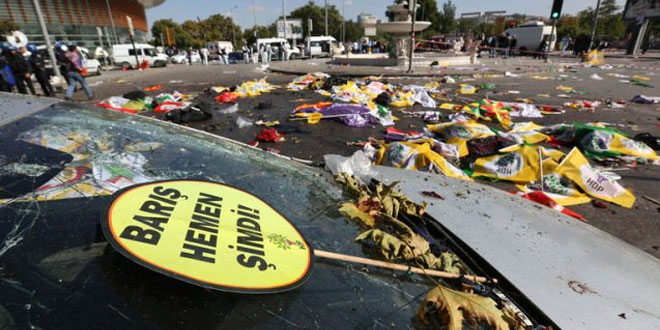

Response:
(1, 94), (660, 329)
(227, 52), (244, 64)
(111, 43), (169, 68)
(170, 52), (201, 64)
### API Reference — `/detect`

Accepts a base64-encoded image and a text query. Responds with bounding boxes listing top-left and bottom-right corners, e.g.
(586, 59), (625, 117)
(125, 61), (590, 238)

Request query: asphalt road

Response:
(80, 57), (660, 259)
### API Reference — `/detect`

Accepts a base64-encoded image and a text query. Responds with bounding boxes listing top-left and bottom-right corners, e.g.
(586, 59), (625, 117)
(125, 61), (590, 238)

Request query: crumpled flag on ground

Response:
(293, 102), (395, 127)
(459, 99), (512, 129)
(508, 122), (549, 145)
(564, 100), (600, 110)
(472, 145), (540, 183)
(555, 148), (635, 208)
(154, 101), (189, 114)
(576, 124), (659, 161)
(215, 91), (238, 103)
(427, 122), (496, 157)
(326, 80), (417, 107)
(96, 97), (146, 114)
(516, 172), (592, 206)
(255, 128), (284, 142)
(504, 102), (543, 118)
(286, 72), (330, 91)
(375, 139), (469, 180)
(383, 127), (426, 142)
(512, 190), (586, 221)
(584, 49), (605, 66)
(213, 78), (278, 98)
(631, 95), (660, 104)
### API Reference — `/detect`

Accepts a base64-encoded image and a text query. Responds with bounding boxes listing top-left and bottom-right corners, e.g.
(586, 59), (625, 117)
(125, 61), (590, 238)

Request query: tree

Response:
(243, 25), (277, 45)
(289, 1), (343, 39)
(576, 0), (625, 42)
(201, 14), (244, 48)
(151, 19), (196, 48)
(0, 19), (19, 36)
(438, 1), (457, 34)
(344, 20), (364, 42)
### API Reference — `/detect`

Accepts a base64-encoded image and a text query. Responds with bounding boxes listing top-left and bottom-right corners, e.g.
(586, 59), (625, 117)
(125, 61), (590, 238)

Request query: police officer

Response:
(6, 46), (34, 95)
(26, 43), (54, 97)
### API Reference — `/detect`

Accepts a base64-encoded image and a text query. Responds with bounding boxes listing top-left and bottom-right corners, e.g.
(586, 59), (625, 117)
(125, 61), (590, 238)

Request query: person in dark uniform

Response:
(0, 43), (15, 92)
(6, 46), (34, 95)
(26, 43), (54, 97)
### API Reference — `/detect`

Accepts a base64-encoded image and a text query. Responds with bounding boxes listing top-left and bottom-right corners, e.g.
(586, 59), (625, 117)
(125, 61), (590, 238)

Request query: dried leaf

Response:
(418, 285), (510, 330)
(355, 229), (413, 260)
(502, 305), (528, 330)
(339, 202), (375, 228)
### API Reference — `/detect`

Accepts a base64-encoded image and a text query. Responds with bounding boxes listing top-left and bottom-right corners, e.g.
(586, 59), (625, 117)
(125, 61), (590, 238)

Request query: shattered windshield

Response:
(0, 104), (434, 329)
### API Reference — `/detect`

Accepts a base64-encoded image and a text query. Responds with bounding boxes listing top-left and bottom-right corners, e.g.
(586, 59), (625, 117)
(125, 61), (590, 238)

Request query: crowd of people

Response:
(349, 40), (387, 54)
(0, 42), (93, 100)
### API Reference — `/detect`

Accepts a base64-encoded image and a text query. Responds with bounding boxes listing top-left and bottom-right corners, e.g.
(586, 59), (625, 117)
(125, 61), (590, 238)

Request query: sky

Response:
(146, 0), (628, 30)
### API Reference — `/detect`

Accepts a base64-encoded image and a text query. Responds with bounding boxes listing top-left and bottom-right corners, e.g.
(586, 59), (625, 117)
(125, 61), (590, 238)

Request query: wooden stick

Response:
(643, 195), (660, 207)
(289, 114), (358, 121)
(314, 249), (496, 284)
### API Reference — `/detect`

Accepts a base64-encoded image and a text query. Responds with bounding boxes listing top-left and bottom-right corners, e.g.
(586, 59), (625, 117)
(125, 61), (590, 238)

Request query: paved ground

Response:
(63, 57), (660, 259)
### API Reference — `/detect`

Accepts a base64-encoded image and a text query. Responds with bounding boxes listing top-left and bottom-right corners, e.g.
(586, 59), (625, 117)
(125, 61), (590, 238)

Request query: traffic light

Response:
(550, 0), (564, 19)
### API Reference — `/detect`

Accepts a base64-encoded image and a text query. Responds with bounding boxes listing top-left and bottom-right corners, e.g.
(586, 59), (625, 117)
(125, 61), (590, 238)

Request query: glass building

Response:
(1, 0), (164, 49)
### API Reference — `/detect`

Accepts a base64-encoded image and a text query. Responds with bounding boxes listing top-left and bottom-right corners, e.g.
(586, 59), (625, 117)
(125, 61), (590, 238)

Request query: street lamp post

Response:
(325, 0), (328, 36)
(588, 0), (602, 51)
(104, 0), (119, 44)
(341, 0), (345, 44)
(229, 5), (238, 48)
(30, 0), (62, 81)
(282, 0), (287, 41)
(252, 0), (258, 38)
(407, 0), (417, 73)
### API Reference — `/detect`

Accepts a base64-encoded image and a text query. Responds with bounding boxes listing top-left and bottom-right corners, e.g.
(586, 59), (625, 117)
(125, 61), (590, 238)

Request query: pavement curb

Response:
(268, 64), (552, 78)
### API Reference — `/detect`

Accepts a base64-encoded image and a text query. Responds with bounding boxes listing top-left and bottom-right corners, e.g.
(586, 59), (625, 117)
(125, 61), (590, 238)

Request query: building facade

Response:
(357, 13), (377, 37)
(1, 0), (164, 48)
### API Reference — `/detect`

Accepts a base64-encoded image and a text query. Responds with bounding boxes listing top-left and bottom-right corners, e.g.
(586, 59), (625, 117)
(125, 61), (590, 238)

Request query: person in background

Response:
(95, 46), (110, 66)
(265, 44), (272, 63)
(6, 46), (34, 95)
(534, 36), (548, 60)
(560, 34), (572, 56)
(510, 34), (518, 57)
(242, 45), (250, 64)
(186, 48), (192, 65)
(0, 44), (15, 92)
(200, 47), (209, 65)
(488, 35), (498, 58)
(252, 43), (258, 64)
(642, 32), (655, 54)
(26, 43), (54, 97)
(64, 45), (93, 100)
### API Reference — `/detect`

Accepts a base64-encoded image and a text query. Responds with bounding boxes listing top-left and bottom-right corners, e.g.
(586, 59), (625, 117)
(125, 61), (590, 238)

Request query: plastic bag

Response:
(324, 150), (376, 183)
(219, 103), (239, 114)
(236, 116), (253, 128)
(555, 148), (635, 208)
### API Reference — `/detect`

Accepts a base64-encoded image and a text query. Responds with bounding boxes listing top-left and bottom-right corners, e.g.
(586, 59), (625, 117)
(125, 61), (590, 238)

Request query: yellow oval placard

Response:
(101, 180), (314, 293)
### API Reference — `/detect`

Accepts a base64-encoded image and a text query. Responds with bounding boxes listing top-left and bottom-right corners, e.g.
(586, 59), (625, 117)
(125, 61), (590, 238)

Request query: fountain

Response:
(378, 1), (431, 61)
(332, 0), (472, 68)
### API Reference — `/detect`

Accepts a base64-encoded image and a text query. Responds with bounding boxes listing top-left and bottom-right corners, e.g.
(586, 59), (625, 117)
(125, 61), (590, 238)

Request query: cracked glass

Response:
(0, 103), (434, 329)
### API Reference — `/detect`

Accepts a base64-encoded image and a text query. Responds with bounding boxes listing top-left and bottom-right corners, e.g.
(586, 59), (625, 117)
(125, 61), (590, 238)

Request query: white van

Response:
(255, 38), (301, 60)
(305, 36), (337, 58)
(505, 21), (557, 54)
(207, 41), (233, 55)
(111, 43), (169, 68)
